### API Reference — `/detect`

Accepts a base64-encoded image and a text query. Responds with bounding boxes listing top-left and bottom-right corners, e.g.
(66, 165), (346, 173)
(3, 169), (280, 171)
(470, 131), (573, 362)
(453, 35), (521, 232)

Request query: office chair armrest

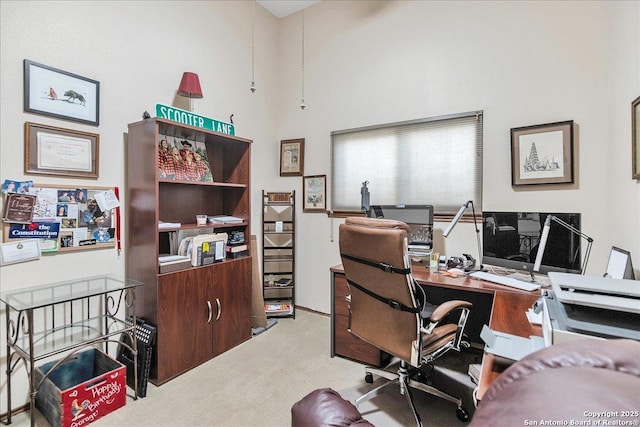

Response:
(428, 300), (472, 322)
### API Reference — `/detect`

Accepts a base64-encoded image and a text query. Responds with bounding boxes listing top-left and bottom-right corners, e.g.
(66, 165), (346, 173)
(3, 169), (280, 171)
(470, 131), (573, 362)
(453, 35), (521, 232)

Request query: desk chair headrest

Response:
(344, 217), (411, 233)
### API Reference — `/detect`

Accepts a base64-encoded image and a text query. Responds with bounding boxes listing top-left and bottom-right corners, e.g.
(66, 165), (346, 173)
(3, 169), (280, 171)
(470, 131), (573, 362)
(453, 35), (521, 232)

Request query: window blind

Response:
(331, 111), (483, 215)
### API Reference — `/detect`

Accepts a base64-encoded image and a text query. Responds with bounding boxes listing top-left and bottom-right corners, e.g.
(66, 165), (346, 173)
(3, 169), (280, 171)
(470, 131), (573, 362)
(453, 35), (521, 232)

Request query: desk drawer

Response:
(334, 314), (389, 367)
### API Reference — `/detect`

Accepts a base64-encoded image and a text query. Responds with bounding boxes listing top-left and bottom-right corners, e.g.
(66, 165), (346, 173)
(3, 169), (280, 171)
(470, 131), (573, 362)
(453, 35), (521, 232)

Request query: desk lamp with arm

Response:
(533, 215), (593, 275)
(443, 200), (485, 272)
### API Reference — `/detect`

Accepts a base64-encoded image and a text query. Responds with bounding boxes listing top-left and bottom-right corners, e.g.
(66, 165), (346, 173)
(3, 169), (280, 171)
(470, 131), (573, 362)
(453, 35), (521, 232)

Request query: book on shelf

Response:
(265, 278), (292, 287)
(158, 254), (191, 273)
(226, 244), (248, 253)
(267, 192), (291, 203)
(276, 278), (292, 286)
(159, 221), (181, 229)
(159, 254), (190, 263)
(207, 215), (243, 224)
(226, 250), (248, 259)
(264, 301), (293, 313)
(178, 233), (227, 266)
(198, 240), (225, 265)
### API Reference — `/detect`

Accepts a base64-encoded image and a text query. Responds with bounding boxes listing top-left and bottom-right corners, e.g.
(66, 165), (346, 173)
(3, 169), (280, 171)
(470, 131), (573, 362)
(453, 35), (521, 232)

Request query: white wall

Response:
(608, 1), (640, 265)
(274, 1), (640, 313)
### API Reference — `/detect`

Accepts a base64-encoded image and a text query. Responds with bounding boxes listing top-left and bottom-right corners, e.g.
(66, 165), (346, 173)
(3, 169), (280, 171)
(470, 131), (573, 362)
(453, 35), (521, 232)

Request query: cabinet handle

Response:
(207, 300), (212, 323)
(215, 298), (221, 321)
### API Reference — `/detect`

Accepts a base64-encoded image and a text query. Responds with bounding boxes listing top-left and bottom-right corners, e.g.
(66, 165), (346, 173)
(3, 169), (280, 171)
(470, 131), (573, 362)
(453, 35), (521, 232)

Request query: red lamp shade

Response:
(177, 72), (203, 99)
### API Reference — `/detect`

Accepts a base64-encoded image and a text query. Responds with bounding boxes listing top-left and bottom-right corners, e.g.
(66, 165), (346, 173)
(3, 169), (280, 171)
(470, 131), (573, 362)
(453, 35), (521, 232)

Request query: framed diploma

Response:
(24, 122), (99, 179)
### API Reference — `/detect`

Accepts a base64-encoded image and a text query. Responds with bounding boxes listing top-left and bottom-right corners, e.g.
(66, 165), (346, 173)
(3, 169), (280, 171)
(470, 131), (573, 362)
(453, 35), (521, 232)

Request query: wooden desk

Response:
(330, 264), (542, 396)
(476, 291), (541, 399)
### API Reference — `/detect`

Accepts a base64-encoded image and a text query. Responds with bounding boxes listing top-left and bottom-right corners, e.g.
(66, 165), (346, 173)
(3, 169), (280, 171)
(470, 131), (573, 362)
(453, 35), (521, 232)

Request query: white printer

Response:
(542, 272), (640, 344)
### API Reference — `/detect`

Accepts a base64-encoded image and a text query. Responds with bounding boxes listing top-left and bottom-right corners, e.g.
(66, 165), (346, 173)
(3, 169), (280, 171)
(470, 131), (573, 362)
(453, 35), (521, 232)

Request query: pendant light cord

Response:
(251, 0), (256, 92)
(301, 10), (306, 109)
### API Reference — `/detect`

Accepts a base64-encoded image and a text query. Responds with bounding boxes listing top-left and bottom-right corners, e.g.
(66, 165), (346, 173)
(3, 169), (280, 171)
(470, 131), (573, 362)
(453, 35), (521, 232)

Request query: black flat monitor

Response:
(482, 211), (582, 275)
(605, 246), (636, 280)
(369, 204), (433, 249)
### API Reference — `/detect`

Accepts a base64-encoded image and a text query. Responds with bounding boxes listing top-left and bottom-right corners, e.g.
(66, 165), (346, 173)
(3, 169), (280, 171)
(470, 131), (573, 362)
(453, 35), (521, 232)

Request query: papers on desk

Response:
(480, 325), (545, 363)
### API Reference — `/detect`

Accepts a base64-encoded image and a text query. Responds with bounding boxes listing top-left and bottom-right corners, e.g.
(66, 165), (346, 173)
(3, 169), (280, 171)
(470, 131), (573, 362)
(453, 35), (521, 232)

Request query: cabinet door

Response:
(212, 258), (252, 357)
(157, 269), (214, 383)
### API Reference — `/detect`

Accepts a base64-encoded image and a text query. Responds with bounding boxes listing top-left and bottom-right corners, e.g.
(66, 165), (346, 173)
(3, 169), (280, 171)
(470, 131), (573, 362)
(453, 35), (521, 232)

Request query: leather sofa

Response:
(291, 339), (640, 426)
(470, 338), (640, 426)
(291, 388), (373, 427)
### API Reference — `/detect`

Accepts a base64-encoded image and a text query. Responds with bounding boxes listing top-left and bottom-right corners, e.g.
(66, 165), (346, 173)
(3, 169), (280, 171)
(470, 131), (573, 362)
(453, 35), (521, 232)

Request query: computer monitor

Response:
(369, 204), (433, 249)
(605, 246), (636, 280)
(482, 211), (582, 275)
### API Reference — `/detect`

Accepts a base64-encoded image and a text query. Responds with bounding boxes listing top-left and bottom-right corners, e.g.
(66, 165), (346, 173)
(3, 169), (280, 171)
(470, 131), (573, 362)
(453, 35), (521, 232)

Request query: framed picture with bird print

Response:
(24, 59), (100, 126)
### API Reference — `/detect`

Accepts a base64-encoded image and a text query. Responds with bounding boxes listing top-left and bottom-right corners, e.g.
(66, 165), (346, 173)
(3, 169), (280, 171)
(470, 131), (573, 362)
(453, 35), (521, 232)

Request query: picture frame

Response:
(280, 138), (305, 176)
(632, 95), (640, 180)
(303, 174), (326, 213)
(510, 120), (574, 186)
(25, 122), (99, 179)
(24, 59), (100, 126)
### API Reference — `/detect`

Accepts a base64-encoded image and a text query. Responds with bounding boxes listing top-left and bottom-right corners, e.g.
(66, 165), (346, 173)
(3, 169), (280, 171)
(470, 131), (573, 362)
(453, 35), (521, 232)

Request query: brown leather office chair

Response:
(339, 217), (473, 426)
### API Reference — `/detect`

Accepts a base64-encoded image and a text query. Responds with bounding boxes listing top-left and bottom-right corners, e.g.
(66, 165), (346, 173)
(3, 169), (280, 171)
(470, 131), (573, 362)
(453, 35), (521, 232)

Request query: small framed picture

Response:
(511, 120), (574, 186)
(280, 138), (304, 176)
(632, 95), (640, 180)
(24, 59), (100, 126)
(24, 122), (100, 179)
(303, 174), (326, 213)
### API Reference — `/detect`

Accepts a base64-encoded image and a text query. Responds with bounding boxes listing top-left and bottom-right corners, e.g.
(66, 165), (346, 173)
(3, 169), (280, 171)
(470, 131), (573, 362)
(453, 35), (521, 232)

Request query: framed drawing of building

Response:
(511, 120), (574, 186)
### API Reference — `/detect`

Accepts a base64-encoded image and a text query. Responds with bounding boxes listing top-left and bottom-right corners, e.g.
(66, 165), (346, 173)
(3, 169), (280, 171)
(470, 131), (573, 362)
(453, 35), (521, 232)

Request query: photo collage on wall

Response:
(2, 180), (115, 253)
(157, 135), (213, 182)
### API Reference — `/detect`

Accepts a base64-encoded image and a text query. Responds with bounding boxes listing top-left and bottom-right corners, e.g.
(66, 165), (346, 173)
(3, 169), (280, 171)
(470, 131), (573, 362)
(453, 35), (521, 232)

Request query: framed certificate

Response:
(24, 122), (99, 179)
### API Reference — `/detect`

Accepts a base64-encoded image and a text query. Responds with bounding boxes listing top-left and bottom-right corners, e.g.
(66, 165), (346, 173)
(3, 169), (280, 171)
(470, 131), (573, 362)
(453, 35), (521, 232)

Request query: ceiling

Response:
(257, 0), (321, 19)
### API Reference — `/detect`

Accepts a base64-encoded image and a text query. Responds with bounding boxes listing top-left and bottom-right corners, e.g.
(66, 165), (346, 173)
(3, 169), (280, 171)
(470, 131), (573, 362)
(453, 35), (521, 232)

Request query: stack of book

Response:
(158, 254), (191, 273)
(207, 215), (243, 225)
(226, 243), (248, 259)
(158, 221), (181, 230)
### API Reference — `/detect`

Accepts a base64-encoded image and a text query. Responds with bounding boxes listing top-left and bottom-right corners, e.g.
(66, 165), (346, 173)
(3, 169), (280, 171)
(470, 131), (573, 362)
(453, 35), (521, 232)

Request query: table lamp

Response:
(177, 72), (203, 112)
(533, 215), (593, 275)
(443, 200), (484, 272)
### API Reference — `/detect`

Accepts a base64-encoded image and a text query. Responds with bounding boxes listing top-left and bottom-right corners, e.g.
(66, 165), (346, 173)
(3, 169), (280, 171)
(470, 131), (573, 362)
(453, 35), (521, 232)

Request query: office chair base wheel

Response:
(365, 372), (374, 383)
(456, 407), (470, 422)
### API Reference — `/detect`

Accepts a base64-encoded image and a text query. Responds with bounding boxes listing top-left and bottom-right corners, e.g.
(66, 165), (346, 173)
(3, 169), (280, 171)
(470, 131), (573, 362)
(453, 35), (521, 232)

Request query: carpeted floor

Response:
(340, 350), (481, 426)
(7, 309), (478, 426)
